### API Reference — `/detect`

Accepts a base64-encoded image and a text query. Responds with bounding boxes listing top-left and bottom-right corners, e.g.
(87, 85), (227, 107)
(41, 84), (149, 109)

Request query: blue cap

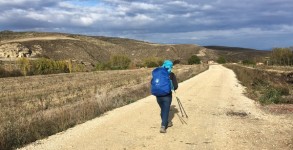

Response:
(162, 60), (173, 73)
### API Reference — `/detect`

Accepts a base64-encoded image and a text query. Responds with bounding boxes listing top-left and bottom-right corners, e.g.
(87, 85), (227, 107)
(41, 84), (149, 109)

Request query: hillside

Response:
(0, 31), (270, 69)
(204, 46), (270, 62)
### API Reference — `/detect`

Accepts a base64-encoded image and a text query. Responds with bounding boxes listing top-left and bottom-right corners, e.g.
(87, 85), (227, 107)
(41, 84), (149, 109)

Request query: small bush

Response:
(143, 57), (163, 67)
(110, 55), (131, 70)
(259, 88), (282, 105)
(96, 55), (132, 71)
(242, 59), (256, 65)
(217, 56), (226, 64)
(273, 85), (290, 96)
(188, 55), (201, 64)
(95, 62), (111, 71)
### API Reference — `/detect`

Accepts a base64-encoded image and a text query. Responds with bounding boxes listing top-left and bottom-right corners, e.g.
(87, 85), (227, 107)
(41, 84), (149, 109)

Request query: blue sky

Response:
(0, 0), (292, 50)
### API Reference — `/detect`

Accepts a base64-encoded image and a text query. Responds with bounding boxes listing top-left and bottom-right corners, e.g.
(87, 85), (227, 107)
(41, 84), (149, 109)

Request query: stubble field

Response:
(0, 64), (208, 150)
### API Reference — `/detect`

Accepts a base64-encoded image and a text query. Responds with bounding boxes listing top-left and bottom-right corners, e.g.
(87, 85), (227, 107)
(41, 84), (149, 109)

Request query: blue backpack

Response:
(151, 67), (171, 96)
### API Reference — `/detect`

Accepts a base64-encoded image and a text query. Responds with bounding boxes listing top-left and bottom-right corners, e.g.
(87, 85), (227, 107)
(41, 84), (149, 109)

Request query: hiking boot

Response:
(168, 121), (173, 127)
(160, 126), (166, 133)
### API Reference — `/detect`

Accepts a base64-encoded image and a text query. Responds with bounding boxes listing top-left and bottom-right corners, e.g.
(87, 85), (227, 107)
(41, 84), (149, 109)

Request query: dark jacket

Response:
(170, 72), (178, 91)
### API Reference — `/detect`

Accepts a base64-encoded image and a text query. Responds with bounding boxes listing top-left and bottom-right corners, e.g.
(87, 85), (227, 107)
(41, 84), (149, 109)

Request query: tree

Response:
(188, 55), (201, 64)
(18, 58), (30, 76)
(217, 56), (226, 64)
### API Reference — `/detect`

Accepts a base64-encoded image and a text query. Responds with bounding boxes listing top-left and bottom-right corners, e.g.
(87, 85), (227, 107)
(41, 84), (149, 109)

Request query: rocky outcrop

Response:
(0, 43), (41, 58)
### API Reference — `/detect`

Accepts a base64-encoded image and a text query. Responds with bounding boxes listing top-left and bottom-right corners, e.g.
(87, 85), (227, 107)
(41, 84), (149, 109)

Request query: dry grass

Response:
(254, 65), (293, 72)
(224, 64), (293, 111)
(0, 64), (208, 150)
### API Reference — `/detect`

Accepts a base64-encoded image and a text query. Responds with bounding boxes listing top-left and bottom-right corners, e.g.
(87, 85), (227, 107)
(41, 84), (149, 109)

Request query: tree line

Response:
(0, 58), (83, 77)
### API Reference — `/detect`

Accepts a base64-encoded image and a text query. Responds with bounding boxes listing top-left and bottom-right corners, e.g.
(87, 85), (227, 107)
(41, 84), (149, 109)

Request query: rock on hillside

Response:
(0, 43), (35, 58)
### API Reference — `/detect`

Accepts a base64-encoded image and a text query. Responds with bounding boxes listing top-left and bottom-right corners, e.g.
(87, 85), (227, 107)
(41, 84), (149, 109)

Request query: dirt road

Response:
(20, 65), (293, 150)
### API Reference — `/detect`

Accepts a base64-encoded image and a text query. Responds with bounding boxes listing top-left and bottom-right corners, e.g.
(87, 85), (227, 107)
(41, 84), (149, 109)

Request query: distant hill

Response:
(204, 46), (270, 62)
(0, 31), (271, 69)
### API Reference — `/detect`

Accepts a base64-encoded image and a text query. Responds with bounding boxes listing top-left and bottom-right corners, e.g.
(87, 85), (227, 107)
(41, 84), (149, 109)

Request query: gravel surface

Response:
(19, 65), (293, 150)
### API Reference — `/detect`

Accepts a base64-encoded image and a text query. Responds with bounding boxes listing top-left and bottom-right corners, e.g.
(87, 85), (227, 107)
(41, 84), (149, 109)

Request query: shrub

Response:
(242, 59), (256, 65)
(67, 60), (73, 73)
(143, 57), (163, 68)
(259, 88), (282, 105)
(18, 58), (30, 76)
(217, 56), (226, 64)
(95, 62), (111, 71)
(95, 55), (131, 70)
(110, 55), (131, 70)
(188, 55), (201, 64)
(273, 85), (290, 96)
(30, 58), (69, 75)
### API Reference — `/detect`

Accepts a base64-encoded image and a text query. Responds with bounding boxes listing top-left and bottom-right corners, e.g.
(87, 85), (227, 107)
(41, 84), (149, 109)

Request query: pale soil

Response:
(196, 48), (207, 56)
(0, 36), (78, 44)
(19, 65), (293, 150)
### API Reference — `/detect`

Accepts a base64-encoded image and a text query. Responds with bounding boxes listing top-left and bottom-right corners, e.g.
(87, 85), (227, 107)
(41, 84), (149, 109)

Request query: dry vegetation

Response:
(0, 64), (208, 150)
(0, 31), (206, 68)
(225, 64), (293, 113)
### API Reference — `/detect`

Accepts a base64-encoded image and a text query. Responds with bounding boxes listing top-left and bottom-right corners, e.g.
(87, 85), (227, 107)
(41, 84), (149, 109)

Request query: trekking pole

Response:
(174, 91), (188, 118)
(175, 95), (184, 117)
(177, 97), (188, 118)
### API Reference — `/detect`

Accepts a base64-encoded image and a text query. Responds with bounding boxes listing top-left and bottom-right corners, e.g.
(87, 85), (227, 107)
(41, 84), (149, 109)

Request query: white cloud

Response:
(0, 0), (31, 5)
(0, 0), (292, 49)
(131, 2), (158, 10)
(25, 11), (49, 21)
(201, 4), (213, 10)
(133, 14), (153, 21)
(167, 1), (189, 7)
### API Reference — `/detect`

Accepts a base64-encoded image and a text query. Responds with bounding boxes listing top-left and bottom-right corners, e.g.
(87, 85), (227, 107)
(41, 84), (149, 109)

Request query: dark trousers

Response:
(156, 94), (172, 127)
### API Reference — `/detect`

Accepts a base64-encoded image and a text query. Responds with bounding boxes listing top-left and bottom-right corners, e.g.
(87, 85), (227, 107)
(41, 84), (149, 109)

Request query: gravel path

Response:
(20, 65), (293, 150)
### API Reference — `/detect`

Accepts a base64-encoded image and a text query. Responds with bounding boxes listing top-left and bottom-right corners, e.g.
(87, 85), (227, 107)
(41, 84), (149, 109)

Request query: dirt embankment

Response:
(20, 65), (293, 150)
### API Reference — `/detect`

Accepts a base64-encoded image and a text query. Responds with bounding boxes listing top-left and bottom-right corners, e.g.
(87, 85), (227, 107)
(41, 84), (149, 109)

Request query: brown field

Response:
(0, 64), (208, 150)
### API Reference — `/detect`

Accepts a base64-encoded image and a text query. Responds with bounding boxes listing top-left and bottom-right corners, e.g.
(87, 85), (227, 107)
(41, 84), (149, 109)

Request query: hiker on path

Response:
(151, 60), (178, 133)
